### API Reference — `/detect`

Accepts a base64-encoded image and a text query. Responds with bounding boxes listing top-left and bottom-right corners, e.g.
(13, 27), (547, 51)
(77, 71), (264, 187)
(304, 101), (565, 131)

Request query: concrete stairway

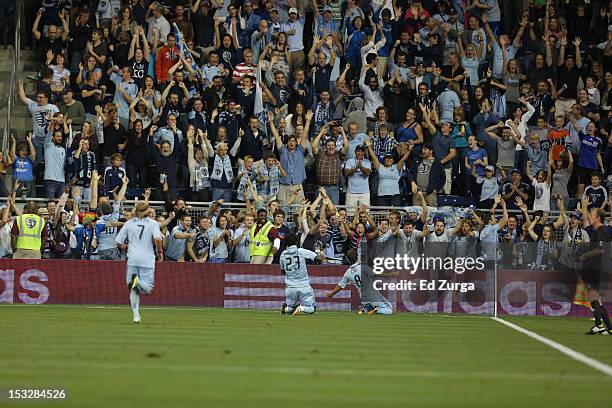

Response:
(0, 49), (40, 145)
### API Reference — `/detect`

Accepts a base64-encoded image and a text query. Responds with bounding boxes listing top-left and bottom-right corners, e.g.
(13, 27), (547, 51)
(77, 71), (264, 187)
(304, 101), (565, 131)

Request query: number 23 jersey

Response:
(280, 246), (317, 288)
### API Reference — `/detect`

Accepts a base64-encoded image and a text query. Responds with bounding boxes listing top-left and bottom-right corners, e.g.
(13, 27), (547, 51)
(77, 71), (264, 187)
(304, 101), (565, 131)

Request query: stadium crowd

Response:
(1, 0), (612, 266)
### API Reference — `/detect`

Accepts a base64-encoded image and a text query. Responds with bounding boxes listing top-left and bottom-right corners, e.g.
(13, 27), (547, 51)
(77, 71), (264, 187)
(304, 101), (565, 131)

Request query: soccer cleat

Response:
(292, 305), (303, 315)
(280, 303), (288, 315)
(586, 325), (607, 335)
(368, 307), (380, 315)
(358, 305), (366, 315)
(133, 318), (140, 324)
(601, 330), (611, 335)
(128, 274), (139, 292)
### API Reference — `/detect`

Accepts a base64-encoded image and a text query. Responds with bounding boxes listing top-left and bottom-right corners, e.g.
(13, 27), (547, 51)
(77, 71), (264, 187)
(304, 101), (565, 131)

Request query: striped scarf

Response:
(258, 164), (280, 197)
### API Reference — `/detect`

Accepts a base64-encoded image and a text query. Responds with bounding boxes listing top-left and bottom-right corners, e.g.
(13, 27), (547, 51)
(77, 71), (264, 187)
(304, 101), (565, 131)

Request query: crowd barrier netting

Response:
(0, 259), (608, 317)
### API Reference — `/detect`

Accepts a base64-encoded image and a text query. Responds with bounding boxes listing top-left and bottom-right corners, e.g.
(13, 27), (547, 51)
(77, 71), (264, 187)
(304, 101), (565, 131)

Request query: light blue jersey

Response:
(339, 263), (392, 314)
(280, 245), (317, 288)
(115, 217), (162, 269)
(96, 202), (121, 251)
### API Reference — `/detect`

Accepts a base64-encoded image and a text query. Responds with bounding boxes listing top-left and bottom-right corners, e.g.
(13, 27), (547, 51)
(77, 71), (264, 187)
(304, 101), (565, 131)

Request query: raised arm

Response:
(364, 139), (380, 169)
(268, 111), (283, 150)
(18, 80), (32, 105)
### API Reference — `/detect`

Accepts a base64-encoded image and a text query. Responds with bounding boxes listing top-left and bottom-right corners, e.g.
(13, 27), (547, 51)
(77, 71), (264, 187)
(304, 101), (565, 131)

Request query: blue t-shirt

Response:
(12, 157), (34, 181)
(578, 132), (602, 170)
(466, 147), (488, 177)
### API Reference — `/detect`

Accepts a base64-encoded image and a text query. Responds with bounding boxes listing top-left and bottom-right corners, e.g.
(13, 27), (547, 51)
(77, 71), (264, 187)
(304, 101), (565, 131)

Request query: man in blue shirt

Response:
(270, 110), (312, 205)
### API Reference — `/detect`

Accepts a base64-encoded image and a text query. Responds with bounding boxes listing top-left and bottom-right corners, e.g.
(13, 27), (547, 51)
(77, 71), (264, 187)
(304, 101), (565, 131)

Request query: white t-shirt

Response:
(532, 179), (551, 211)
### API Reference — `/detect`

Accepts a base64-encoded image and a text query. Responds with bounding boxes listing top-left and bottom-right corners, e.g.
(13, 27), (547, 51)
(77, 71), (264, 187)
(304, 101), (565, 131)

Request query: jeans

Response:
(127, 164), (149, 189)
(514, 150), (528, 175)
(98, 248), (120, 260)
(44, 180), (65, 199)
(212, 188), (232, 202)
(320, 184), (340, 205)
(375, 195), (401, 206)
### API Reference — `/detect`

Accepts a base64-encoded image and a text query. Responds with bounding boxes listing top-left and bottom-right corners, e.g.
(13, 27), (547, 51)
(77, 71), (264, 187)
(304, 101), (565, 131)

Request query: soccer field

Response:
(1, 306), (611, 407)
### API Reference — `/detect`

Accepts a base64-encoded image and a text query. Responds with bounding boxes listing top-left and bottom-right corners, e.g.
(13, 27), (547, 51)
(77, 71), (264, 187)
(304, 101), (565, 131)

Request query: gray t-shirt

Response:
(480, 223), (500, 261)
(416, 158), (434, 191)
(396, 230), (423, 261)
(552, 167), (571, 198)
(373, 231), (396, 259)
(166, 225), (193, 260)
(232, 226), (251, 263)
(477, 175), (501, 201)
(433, 132), (456, 169)
(28, 101), (59, 141)
(44, 133), (66, 182)
(497, 137), (516, 168)
(208, 227), (230, 260)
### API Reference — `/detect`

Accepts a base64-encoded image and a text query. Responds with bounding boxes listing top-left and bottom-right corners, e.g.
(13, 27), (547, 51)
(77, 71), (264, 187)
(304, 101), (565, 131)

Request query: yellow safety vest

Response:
(16, 214), (44, 251)
(249, 221), (274, 257)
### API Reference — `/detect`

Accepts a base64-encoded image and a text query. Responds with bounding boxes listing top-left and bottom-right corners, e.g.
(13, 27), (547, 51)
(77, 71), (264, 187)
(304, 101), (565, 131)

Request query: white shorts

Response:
(126, 265), (155, 288)
(285, 286), (316, 307)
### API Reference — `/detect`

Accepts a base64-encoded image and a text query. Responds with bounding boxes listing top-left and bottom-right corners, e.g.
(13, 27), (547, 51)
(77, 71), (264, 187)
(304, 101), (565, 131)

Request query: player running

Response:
(115, 202), (164, 323)
(326, 249), (394, 315)
(280, 232), (324, 315)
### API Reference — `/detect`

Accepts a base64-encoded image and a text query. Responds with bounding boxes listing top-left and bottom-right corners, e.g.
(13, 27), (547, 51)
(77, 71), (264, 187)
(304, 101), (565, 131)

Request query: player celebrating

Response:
(326, 249), (394, 315)
(582, 208), (612, 335)
(115, 202), (164, 323)
(280, 232), (324, 315)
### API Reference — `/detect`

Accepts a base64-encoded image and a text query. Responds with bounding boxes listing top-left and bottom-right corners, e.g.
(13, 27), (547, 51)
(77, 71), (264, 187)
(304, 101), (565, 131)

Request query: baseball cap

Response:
(322, 6), (332, 12)
(485, 165), (495, 172)
(511, 168), (522, 175)
(37, 208), (49, 216)
(383, 153), (394, 159)
(448, 8), (457, 14)
(432, 215), (445, 223)
(80, 4), (91, 12)
(354, 144), (366, 152)
(289, 7), (298, 14)
(570, 211), (583, 220)
(422, 142), (434, 150)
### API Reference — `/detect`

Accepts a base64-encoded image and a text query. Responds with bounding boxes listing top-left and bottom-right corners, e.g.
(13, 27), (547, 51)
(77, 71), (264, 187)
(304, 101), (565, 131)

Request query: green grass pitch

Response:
(1, 305), (611, 407)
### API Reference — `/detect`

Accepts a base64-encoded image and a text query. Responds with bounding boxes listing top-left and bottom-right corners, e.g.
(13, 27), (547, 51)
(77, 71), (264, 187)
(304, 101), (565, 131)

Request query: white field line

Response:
(492, 317), (612, 377)
(0, 304), (492, 317)
(1, 359), (606, 383)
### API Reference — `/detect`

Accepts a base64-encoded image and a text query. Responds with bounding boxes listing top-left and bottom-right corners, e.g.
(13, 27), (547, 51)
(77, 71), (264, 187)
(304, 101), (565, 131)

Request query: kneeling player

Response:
(326, 249), (393, 315)
(115, 202), (164, 323)
(280, 232), (323, 315)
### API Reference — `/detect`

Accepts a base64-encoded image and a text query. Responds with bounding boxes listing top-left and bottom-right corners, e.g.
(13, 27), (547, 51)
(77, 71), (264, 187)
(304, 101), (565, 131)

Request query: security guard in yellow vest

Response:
(250, 209), (280, 264)
(11, 202), (47, 259)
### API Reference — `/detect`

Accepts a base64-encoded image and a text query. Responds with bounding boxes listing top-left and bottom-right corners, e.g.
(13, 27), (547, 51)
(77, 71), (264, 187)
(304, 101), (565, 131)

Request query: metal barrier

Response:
(2, 1), (22, 152)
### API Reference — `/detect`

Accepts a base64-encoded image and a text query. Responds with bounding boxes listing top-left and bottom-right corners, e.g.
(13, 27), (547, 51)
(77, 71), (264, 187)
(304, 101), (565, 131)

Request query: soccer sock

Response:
(130, 289), (140, 320)
(596, 304), (612, 330)
(591, 301), (602, 326)
(301, 305), (315, 314)
(376, 307), (393, 315)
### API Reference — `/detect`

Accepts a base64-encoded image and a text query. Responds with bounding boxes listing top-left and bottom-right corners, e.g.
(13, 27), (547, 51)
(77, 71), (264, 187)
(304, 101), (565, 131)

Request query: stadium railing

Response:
(2, 1), (22, 153)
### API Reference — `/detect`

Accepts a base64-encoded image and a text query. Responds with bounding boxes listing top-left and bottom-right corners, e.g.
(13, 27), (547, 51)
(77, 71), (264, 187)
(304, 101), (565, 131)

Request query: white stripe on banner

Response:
(224, 287), (352, 299)
(223, 300), (352, 311)
(225, 274), (340, 285)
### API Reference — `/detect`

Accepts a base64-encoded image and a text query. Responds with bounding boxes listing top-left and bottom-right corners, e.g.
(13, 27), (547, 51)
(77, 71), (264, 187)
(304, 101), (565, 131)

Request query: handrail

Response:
(2, 1), (23, 152)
